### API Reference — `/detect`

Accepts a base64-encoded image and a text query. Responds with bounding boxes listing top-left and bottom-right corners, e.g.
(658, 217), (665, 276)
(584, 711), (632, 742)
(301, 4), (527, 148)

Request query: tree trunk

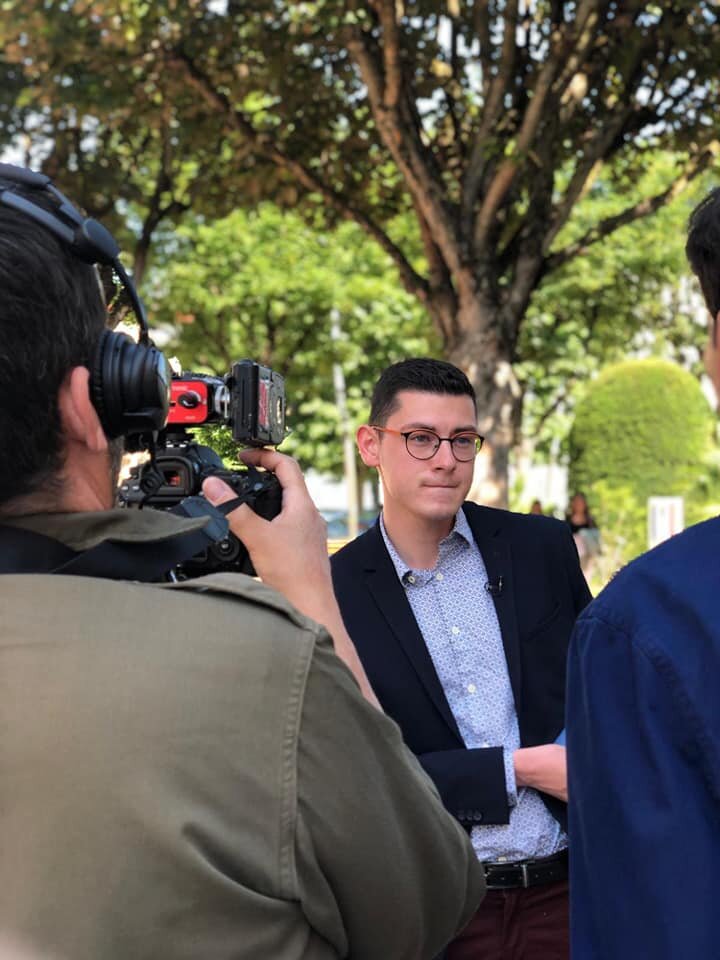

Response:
(440, 297), (523, 509)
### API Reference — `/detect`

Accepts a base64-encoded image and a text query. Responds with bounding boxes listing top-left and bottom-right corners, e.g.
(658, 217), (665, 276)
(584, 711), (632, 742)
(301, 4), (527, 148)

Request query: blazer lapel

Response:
(360, 524), (464, 744)
(464, 505), (523, 716)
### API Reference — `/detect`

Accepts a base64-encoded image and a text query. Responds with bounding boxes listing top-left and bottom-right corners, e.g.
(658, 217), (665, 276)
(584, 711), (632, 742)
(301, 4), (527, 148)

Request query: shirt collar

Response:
(380, 507), (474, 585)
(2, 507), (211, 552)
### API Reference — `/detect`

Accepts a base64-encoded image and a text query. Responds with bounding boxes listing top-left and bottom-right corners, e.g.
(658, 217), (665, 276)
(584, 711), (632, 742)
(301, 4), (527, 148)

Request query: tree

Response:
(150, 203), (436, 481)
(519, 154), (710, 457)
(2, 2), (720, 502)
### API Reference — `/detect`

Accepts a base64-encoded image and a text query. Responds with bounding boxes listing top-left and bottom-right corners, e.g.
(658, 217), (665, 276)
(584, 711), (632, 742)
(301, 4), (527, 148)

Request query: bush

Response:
(569, 358), (715, 569)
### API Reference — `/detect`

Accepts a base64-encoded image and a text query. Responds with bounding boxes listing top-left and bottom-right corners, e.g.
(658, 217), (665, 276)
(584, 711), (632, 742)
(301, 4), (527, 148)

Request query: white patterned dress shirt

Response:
(380, 510), (566, 862)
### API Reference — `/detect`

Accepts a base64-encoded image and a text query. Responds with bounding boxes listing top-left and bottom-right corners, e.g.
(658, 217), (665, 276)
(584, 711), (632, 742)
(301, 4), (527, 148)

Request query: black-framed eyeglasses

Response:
(372, 426), (484, 462)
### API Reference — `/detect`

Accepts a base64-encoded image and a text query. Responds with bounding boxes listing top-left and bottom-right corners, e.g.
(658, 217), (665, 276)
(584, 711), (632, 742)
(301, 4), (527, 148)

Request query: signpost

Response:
(647, 496), (684, 550)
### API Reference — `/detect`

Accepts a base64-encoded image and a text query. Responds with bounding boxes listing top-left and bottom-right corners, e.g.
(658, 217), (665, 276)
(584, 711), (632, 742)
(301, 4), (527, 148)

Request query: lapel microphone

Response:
(485, 576), (504, 597)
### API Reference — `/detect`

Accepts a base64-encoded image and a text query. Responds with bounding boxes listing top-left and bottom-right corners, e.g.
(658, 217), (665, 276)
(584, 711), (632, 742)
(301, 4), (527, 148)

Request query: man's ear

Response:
(57, 366), (108, 453)
(357, 424), (381, 468)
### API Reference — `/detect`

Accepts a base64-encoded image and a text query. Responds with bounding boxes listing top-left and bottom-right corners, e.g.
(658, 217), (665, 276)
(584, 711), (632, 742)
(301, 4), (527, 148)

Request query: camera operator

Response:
(0, 167), (484, 960)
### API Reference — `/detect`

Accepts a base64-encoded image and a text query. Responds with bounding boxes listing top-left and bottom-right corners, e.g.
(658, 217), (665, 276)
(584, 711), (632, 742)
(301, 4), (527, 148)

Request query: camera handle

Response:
(213, 466), (272, 517)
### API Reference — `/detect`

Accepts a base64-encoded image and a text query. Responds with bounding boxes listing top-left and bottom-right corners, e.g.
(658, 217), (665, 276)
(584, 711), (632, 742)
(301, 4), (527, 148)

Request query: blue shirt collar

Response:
(379, 507), (474, 584)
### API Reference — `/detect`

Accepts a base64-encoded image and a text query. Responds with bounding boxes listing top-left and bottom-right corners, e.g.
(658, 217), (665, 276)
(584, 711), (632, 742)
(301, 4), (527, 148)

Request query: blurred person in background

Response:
(565, 491), (601, 579)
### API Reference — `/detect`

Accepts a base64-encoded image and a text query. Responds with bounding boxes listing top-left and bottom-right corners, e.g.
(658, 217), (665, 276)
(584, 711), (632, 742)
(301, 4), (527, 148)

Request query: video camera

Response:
(119, 360), (285, 577)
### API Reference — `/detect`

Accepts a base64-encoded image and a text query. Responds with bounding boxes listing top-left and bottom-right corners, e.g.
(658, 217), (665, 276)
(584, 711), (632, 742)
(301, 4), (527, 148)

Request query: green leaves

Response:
(149, 204), (437, 474)
(519, 151), (709, 455)
(569, 357), (716, 567)
(3, 0), (720, 500)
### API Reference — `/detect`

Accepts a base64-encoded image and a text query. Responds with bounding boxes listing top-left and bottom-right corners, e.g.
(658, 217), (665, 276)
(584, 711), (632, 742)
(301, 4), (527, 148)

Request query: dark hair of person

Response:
(369, 358), (477, 426)
(686, 187), (720, 332)
(0, 195), (107, 509)
(566, 491), (597, 529)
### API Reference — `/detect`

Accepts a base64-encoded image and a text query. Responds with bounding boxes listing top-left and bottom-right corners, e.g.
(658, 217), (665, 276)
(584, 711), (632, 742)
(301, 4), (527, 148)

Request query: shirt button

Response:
(407, 575), (416, 584)
(435, 572), (444, 581)
(452, 626), (460, 636)
(467, 683), (476, 694)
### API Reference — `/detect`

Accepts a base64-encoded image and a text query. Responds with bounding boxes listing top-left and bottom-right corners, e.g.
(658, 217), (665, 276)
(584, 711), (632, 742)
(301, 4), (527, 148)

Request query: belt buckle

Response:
(521, 862), (530, 888)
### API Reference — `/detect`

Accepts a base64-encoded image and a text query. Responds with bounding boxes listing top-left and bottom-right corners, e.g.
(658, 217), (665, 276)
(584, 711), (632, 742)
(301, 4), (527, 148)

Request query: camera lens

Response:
(210, 537), (241, 562)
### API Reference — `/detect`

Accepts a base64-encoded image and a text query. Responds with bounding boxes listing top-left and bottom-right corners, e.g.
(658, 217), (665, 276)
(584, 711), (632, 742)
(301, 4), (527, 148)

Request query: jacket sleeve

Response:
(567, 610), (715, 959)
(294, 632), (485, 960)
(418, 747), (510, 825)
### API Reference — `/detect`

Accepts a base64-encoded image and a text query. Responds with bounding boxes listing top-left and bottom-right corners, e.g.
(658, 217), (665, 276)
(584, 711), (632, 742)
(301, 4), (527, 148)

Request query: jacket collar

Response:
(461, 504), (522, 714)
(360, 501), (523, 727)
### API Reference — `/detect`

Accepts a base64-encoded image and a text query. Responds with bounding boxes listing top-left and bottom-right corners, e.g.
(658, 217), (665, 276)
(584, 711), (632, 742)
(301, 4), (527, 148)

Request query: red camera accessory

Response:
(168, 380), (210, 425)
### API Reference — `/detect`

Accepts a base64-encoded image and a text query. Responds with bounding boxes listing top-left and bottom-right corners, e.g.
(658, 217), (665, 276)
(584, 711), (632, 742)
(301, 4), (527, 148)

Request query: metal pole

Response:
(330, 309), (359, 539)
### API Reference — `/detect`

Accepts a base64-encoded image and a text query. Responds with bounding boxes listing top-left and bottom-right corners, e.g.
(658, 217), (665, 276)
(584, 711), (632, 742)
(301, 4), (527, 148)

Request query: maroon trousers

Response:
(446, 880), (568, 960)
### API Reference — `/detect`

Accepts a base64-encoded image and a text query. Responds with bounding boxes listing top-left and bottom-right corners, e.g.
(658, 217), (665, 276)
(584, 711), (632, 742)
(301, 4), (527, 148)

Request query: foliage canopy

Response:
(150, 204), (437, 474)
(3, 1), (720, 499)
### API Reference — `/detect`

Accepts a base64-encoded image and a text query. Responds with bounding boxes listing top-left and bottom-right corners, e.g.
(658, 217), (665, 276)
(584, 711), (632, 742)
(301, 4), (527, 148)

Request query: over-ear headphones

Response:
(0, 163), (170, 440)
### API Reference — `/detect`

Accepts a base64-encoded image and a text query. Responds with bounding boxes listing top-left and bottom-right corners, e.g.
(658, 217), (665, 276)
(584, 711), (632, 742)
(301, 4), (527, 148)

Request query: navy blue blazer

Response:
(331, 502), (591, 830)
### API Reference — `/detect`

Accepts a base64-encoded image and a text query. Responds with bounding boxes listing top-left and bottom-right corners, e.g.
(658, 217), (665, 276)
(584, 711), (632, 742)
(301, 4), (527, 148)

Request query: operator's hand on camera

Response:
(203, 450), (380, 709)
(204, 449), (329, 597)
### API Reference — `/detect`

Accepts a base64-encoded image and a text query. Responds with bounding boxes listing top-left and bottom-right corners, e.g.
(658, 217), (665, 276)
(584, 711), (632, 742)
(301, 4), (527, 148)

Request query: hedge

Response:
(569, 358), (715, 569)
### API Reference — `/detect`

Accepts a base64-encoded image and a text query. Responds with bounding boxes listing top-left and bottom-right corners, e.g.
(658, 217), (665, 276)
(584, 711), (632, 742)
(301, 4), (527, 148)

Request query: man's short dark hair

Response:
(686, 187), (720, 325)
(369, 358), (477, 426)
(0, 193), (107, 508)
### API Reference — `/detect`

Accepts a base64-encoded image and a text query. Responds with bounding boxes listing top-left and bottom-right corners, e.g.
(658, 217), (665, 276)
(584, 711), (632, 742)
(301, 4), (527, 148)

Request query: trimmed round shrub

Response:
(569, 358), (715, 571)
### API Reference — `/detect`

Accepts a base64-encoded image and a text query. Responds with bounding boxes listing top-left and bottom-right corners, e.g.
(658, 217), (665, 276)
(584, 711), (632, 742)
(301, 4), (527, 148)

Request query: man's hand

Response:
(513, 744), (567, 802)
(203, 450), (380, 709)
(203, 449), (329, 610)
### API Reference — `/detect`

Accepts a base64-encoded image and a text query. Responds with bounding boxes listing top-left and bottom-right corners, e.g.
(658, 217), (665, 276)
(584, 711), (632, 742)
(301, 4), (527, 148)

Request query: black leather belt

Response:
(483, 848), (568, 889)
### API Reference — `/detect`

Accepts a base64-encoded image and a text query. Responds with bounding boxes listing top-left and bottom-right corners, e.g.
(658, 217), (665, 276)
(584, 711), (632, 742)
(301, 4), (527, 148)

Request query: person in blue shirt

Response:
(567, 186), (720, 959)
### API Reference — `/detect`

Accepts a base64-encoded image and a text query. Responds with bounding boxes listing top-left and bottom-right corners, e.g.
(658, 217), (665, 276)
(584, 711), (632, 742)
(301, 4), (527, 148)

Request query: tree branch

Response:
(371, 0), (403, 108)
(443, 17), (464, 158)
(474, 0), (492, 100)
(542, 110), (630, 254)
(472, 0), (606, 253)
(473, 21), (567, 251)
(462, 0), (519, 232)
(545, 7), (697, 257)
(345, 20), (464, 278)
(552, 0), (603, 101)
(413, 197), (458, 344)
(546, 147), (717, 273)
(535, 382), (576, 434)
(167, 47), (430, 305)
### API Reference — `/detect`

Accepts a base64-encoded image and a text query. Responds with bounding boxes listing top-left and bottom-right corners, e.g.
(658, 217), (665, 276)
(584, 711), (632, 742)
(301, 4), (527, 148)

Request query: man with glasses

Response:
(331, 358), (591, 959)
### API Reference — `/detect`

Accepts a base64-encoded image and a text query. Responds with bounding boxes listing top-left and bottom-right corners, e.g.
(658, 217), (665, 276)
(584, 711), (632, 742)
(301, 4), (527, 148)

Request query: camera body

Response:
(118, 361), (285, 577)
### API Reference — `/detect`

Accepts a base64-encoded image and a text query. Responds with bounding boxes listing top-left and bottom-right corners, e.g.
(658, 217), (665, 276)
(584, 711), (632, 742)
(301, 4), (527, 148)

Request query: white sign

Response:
(647, 496), (684, 550)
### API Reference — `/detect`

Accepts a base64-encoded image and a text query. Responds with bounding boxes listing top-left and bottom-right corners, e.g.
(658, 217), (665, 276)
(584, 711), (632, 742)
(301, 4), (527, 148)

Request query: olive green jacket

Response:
(0, 509), (484, 959)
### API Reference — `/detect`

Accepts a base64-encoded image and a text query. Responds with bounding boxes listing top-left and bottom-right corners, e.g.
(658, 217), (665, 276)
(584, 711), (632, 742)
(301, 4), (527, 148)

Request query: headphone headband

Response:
(0, 164), (169, 439)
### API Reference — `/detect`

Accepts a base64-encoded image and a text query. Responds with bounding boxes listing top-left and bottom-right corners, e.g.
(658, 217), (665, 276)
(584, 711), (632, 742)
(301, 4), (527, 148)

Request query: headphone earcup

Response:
(90, 330), (170, 438)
